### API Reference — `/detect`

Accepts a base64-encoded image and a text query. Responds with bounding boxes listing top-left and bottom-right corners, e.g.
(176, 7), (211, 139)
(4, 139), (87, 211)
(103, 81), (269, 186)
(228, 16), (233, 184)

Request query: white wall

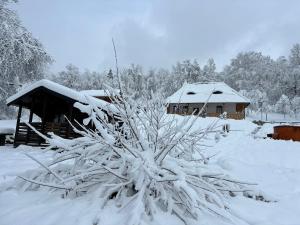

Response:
(168, 103), (237, 114)
(206, 103), (236, 113)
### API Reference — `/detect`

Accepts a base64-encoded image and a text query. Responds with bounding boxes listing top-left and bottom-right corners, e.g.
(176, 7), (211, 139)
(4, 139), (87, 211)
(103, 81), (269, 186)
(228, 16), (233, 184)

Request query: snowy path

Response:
(0, 119), (300, 225)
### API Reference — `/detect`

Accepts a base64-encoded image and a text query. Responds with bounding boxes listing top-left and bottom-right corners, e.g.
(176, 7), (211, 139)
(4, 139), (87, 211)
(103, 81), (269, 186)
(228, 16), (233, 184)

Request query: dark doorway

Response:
(216, 105), (223, 114)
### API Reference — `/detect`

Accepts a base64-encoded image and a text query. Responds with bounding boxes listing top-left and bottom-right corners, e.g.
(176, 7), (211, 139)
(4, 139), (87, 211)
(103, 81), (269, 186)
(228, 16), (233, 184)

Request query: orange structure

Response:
(271, 125), (300, 141)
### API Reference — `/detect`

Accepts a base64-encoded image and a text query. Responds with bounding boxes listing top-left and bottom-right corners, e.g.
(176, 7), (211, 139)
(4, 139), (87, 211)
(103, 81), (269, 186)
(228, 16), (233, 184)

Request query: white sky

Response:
(14, 0), (300, 72)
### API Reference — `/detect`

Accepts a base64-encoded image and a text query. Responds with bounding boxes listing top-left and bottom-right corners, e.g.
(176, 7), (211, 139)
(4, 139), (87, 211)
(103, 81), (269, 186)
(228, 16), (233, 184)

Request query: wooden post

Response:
(26, 99), (34, 144)
(39, 95), (47, 145)
(14, 105), (23, 147)
(29, 106), (34, 123)
(41, 95), (47, 132)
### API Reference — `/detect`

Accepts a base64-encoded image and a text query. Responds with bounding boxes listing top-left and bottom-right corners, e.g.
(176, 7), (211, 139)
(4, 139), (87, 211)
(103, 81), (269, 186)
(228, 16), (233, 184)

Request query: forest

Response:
(1, 0), (300, 119)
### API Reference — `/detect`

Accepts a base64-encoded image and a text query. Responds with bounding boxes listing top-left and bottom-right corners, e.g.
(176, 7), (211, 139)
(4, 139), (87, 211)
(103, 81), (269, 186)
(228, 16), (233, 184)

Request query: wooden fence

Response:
(14, 122), (80, 147)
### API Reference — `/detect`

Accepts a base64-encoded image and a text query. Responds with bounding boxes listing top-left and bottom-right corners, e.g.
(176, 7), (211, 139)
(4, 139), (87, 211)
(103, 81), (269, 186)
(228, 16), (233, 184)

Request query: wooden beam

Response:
(29, 105), (34, 123)
(41, 95), (47, 130)
(69, 104), (74, 121)
(14, 105), (23, 147)
(39, 94), (48, 145)
(26, 98), (34, 144)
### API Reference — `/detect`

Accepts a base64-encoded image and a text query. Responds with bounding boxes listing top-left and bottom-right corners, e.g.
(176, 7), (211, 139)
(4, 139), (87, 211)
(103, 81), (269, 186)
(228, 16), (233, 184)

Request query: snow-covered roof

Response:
(167, 82), (250, 104)
(7, 79), (83, 105)
(6, 79), (118, 113)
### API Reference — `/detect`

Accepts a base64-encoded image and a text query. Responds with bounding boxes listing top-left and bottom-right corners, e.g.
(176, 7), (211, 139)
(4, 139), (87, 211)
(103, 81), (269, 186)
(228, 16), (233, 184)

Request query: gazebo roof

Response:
(6, 79), (118, 113)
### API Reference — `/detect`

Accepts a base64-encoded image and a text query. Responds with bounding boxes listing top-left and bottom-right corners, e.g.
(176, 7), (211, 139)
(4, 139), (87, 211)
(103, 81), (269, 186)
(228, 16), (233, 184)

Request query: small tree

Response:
(52, 64), (82, 90)
(275, 94), (291, 118)
(241, 89), (269, 118)
(291, 96), (300, 118)
(203, 58), (217, 81)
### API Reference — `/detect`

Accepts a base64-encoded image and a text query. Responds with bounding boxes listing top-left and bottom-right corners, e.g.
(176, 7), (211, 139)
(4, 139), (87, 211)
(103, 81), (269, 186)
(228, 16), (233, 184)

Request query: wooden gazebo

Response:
(7, 79), (116, 147)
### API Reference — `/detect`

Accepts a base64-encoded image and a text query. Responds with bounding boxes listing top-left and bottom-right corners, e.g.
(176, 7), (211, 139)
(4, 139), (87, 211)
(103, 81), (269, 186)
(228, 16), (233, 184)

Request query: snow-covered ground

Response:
(247, 111), (300, 122)
(0, 117), (300, 225)
(0, 120), (15, 133)
(213, 125), (300, 225)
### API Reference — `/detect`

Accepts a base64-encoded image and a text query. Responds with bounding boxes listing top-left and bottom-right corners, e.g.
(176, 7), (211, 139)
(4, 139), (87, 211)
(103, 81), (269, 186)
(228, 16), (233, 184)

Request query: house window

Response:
(216, 105), (223, 114)
(187, 92), (196, 95)
(213, 90), (223, 94)
(173, 105), (177, 113)
(183, 106), (188, 113)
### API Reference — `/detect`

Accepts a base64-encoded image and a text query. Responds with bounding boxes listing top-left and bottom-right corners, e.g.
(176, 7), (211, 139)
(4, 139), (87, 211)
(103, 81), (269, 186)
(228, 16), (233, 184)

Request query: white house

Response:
(166, 82), (250, 119)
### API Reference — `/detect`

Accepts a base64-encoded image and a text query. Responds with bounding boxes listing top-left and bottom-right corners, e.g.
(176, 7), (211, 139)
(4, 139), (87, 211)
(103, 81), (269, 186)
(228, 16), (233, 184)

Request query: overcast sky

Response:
(14, 0), (300, 72)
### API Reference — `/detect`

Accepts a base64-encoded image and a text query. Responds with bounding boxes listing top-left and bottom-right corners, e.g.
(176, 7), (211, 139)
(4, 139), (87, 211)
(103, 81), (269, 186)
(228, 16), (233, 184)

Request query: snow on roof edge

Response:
(6, 79), (119, 114)
(6, 79), (83, 105)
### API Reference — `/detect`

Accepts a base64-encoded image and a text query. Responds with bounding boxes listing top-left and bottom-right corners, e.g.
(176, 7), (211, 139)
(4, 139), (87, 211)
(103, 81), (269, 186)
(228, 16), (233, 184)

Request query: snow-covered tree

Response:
(190, 59), (202, 82)
(0, 0), (51, 118)
(180, 59), (203, 83)
(121, 64), (144, 98)
(291, 96), (300, 118)
(171, 61), (189, 89)
(52, 64), (82, 90)
(223, 52), (275, 92)
(203, 58), (217, 81)
(289, 43), (300, 67)
(287, 68), (300, 97)
(241, 89), (268, 112)
(275, 94), (291, 118)
(35, 45), (300, 119)
(155, 68), (174, 97)
(81, 70), (105, 90)
(144, 69), (157, 97)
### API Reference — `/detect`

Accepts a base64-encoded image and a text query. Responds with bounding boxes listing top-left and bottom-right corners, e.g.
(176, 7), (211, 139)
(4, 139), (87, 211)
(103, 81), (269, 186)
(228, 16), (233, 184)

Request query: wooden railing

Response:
(14, 122), (81, 147)
(14, 122), (43, 146)
(44, 122), (80, 139)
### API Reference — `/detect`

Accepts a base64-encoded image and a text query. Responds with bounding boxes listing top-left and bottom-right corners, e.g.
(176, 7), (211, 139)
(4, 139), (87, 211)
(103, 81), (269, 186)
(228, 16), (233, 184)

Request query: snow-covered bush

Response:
(13, 89), (268, 224)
